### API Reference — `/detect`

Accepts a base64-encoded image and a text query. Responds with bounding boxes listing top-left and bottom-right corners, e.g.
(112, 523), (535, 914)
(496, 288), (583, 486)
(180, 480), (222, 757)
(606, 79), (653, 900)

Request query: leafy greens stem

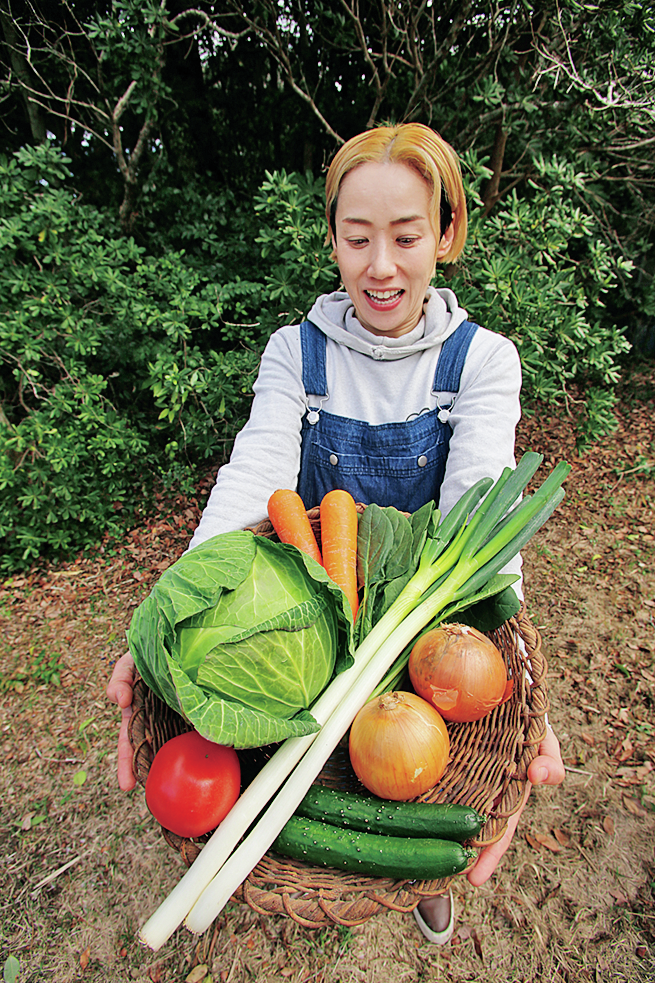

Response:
(184, 594), (455, 935)
(138, 554), (433, 950)
(184, 459), (568, 934)
(138, 453), (571, 948)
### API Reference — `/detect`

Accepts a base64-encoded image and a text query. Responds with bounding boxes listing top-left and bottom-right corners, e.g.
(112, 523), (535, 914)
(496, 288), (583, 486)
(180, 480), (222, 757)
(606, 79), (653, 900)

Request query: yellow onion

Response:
(409, 622), (512, 723)
(348, 691), (450, 801)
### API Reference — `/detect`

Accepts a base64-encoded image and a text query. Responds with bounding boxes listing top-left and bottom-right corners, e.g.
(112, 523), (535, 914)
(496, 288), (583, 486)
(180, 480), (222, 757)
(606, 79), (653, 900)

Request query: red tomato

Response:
(145, 731), (241, 838)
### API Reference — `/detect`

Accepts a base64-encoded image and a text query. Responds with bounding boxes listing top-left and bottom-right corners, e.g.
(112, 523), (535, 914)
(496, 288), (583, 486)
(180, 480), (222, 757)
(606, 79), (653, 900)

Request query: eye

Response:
(397, 236), (419, 246)
(346, 237), (369, 247)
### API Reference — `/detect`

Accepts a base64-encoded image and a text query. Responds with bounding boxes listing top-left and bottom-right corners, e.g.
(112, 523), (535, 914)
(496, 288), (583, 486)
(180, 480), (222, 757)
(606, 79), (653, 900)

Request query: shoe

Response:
(413, 888), (454, 945)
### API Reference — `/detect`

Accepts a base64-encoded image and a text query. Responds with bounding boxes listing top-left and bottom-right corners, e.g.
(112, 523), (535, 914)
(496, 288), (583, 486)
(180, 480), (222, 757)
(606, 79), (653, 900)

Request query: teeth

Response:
(366, 289), (402, 300)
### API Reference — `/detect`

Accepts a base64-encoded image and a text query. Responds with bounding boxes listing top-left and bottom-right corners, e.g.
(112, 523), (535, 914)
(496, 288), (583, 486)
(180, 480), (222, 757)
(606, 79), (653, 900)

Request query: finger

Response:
(106, 652), (135, 708)
(528, 726), (565, 786)
(117, 705), (137, 792)
(467, 795), (528, 887)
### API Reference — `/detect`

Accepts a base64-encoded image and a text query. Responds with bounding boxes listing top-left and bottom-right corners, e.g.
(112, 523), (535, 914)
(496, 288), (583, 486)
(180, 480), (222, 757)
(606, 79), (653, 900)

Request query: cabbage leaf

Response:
(127, 531), (355, 747)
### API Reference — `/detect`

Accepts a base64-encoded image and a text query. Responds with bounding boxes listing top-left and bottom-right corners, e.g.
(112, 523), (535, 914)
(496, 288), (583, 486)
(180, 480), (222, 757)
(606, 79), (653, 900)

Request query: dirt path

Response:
(1, 367), (654, 983)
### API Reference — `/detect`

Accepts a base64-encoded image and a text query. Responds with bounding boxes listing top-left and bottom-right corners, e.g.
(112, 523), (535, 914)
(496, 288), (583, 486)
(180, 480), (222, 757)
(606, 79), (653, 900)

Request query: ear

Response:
(436, 214), (456, 259)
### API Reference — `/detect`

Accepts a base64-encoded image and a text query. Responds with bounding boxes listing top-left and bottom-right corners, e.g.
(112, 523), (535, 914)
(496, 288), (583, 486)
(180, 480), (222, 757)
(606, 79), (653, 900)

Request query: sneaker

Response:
(413, 888), (454, 945)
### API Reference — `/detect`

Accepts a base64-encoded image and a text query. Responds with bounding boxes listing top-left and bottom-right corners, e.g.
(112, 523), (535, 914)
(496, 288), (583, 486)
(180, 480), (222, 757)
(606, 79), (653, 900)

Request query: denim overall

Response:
(297, 318), (479, 513)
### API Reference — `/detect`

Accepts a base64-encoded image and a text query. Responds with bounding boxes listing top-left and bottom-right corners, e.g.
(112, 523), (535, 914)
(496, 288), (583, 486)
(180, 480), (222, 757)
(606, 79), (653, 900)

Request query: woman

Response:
(108, 123), (564, 944)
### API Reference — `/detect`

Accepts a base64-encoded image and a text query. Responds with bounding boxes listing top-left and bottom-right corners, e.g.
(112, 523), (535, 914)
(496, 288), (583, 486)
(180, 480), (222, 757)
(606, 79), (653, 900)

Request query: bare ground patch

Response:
(1, 366), (654, 983)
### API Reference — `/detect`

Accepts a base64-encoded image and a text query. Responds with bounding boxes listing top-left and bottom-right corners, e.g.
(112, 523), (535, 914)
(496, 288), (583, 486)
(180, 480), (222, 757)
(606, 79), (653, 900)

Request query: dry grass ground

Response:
(1, 365), (654, 983)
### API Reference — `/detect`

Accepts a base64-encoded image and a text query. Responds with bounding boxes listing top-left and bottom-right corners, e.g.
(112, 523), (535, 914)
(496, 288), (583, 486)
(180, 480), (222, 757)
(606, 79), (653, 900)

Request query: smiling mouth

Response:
(364, 289), (404, 306)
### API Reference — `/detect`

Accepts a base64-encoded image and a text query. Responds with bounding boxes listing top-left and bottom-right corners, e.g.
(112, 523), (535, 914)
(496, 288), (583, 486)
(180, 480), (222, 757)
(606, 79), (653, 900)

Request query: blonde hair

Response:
(325, 123), (467, 264)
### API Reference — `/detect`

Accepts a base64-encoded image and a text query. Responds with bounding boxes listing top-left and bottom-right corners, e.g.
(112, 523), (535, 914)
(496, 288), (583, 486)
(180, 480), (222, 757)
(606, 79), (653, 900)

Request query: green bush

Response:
(449, 151), (633, 446)
(0, 145), (636, 573)
(0, 144), (259, 571)
(253, 169), (339, 334)
(249, 161), (633, 450)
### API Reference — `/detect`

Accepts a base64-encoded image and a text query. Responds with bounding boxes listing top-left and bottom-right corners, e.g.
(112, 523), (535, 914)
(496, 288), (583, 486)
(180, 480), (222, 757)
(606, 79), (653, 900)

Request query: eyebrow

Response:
(341, 214), (427, 226)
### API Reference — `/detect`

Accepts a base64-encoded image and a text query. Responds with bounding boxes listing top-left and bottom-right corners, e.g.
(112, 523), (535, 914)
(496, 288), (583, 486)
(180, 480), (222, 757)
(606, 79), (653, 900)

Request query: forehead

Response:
(336, 160), (432, 220)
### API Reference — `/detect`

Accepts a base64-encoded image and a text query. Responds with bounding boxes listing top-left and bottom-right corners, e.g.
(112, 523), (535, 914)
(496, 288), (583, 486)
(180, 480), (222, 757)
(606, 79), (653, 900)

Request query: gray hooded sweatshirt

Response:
(189, 286), (522, 586)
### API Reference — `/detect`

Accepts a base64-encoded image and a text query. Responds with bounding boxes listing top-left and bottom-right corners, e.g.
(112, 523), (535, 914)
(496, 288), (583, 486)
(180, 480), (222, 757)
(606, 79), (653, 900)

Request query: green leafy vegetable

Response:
(137, 452), (571, 952)
(355, 501), (434, 643)
(459, 584), (522, 633)
(127, 531), (354, 747)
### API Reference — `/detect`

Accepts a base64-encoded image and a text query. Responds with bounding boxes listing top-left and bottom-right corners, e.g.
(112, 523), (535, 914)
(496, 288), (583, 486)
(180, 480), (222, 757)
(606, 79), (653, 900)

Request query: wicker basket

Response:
(128, 506), (549, 927)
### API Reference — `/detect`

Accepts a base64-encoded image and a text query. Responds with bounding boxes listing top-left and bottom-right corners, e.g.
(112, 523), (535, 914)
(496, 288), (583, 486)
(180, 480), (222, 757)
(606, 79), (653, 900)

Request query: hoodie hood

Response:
(306, 286), (469, 361)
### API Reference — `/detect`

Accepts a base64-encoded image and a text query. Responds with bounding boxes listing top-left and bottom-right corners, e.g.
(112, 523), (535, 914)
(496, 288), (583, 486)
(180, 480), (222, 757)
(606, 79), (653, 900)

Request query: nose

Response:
(367, 239), (396, 280)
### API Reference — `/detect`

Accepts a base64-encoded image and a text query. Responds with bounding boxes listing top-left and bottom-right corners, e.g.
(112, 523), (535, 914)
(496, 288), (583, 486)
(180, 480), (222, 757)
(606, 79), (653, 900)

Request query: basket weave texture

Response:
(128, 506), (549, 928)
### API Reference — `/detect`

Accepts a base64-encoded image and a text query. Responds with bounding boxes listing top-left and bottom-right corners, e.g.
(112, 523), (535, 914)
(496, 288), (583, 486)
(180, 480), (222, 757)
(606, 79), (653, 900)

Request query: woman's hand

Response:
(106, 651), (137, 791)
(467, 724), (565, 887)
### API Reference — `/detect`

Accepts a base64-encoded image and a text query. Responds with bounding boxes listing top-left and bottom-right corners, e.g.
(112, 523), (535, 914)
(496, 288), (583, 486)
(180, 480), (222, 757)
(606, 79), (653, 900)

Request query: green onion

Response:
(139, 452), (569, 949)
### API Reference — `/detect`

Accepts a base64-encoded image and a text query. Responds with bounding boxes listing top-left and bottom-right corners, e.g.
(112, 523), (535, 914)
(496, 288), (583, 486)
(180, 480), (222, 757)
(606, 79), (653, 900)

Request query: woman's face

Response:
(331, 160), (454, 339)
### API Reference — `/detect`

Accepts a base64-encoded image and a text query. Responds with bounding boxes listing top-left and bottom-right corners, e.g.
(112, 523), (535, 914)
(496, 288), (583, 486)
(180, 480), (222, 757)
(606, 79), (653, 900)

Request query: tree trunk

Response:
(482, 124), (508, 214)
(0, 7), (47, 144)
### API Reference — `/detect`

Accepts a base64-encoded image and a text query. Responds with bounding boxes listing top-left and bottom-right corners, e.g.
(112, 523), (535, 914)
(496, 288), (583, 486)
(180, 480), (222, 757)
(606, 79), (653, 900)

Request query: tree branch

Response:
(0, 5), (47, 143)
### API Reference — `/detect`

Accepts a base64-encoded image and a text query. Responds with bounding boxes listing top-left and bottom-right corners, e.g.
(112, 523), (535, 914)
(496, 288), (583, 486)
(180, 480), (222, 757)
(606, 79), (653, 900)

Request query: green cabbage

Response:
(127, 531), (354, 747)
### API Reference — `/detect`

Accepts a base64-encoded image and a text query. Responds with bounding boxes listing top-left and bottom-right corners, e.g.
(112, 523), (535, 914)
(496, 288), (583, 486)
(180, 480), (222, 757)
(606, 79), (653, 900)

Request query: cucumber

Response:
(295, 785), (485, 842)
(273, 815), (476, 880)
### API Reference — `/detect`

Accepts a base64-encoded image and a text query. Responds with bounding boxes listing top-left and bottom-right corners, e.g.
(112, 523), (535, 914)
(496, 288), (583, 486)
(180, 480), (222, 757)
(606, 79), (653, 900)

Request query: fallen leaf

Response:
(280, 970), (295, 978)
(80, 947), (90, 970)
(532, 832), (562, 852)
(186, 967), (209, 983)
(553, 828), (571, 846)
(471, 927), (484, 961)
(614, 737), (634, 762)
(148, 966), (163, 983)
(637, 945), (647, 958)
(3, 955), (20, 983)
(603, 816), (615, 835)
(622, 795), (649, 817)
(610, 888), (628, 904)
(581, 733), (595, 746)
(525, 832), (542, 850)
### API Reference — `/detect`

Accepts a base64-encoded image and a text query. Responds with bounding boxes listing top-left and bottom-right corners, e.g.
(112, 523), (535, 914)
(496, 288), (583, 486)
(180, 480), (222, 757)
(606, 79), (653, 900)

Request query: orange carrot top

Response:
(319, 489), (359, 621)
(267, 489), (323, 566)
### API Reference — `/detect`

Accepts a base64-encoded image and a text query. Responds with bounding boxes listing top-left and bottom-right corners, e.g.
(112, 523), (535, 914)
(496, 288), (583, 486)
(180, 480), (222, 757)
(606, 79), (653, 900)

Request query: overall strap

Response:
(432, 319), (479, 394)
(301, 316), (478, 401)
(300, 320), (328, 397)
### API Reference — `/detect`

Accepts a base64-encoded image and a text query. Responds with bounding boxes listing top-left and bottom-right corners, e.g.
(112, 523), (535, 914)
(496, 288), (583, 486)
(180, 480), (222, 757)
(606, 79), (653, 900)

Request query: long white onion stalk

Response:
(139, 453), (569, 949)
(138, 517), (462, 950)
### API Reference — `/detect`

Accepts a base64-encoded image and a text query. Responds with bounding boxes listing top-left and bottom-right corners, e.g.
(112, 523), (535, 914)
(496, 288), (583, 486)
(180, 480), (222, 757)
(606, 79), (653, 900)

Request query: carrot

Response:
(267, 489), (323, 566)
(319, 489), (359, 621)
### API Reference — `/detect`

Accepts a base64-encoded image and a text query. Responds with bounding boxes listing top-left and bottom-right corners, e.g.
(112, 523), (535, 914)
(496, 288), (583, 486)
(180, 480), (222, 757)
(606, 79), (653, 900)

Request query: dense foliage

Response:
(0, 145), (260, 569)
(1, 0), (653, 570)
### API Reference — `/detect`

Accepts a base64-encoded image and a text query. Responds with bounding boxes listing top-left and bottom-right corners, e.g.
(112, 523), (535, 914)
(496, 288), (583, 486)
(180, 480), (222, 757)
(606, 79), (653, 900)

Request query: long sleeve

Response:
(188, 310), (524, 598)
(188, 329), (307, 548)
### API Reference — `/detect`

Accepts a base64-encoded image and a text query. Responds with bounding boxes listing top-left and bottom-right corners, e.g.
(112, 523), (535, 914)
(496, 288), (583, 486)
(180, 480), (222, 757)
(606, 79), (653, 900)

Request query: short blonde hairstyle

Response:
(325, 123), (467, 264)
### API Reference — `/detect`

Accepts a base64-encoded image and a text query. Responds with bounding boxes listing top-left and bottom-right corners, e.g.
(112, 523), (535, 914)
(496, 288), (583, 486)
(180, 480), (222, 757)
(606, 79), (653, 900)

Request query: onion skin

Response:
(409, 623), (510, 723)
(349, 691), (450, 801)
